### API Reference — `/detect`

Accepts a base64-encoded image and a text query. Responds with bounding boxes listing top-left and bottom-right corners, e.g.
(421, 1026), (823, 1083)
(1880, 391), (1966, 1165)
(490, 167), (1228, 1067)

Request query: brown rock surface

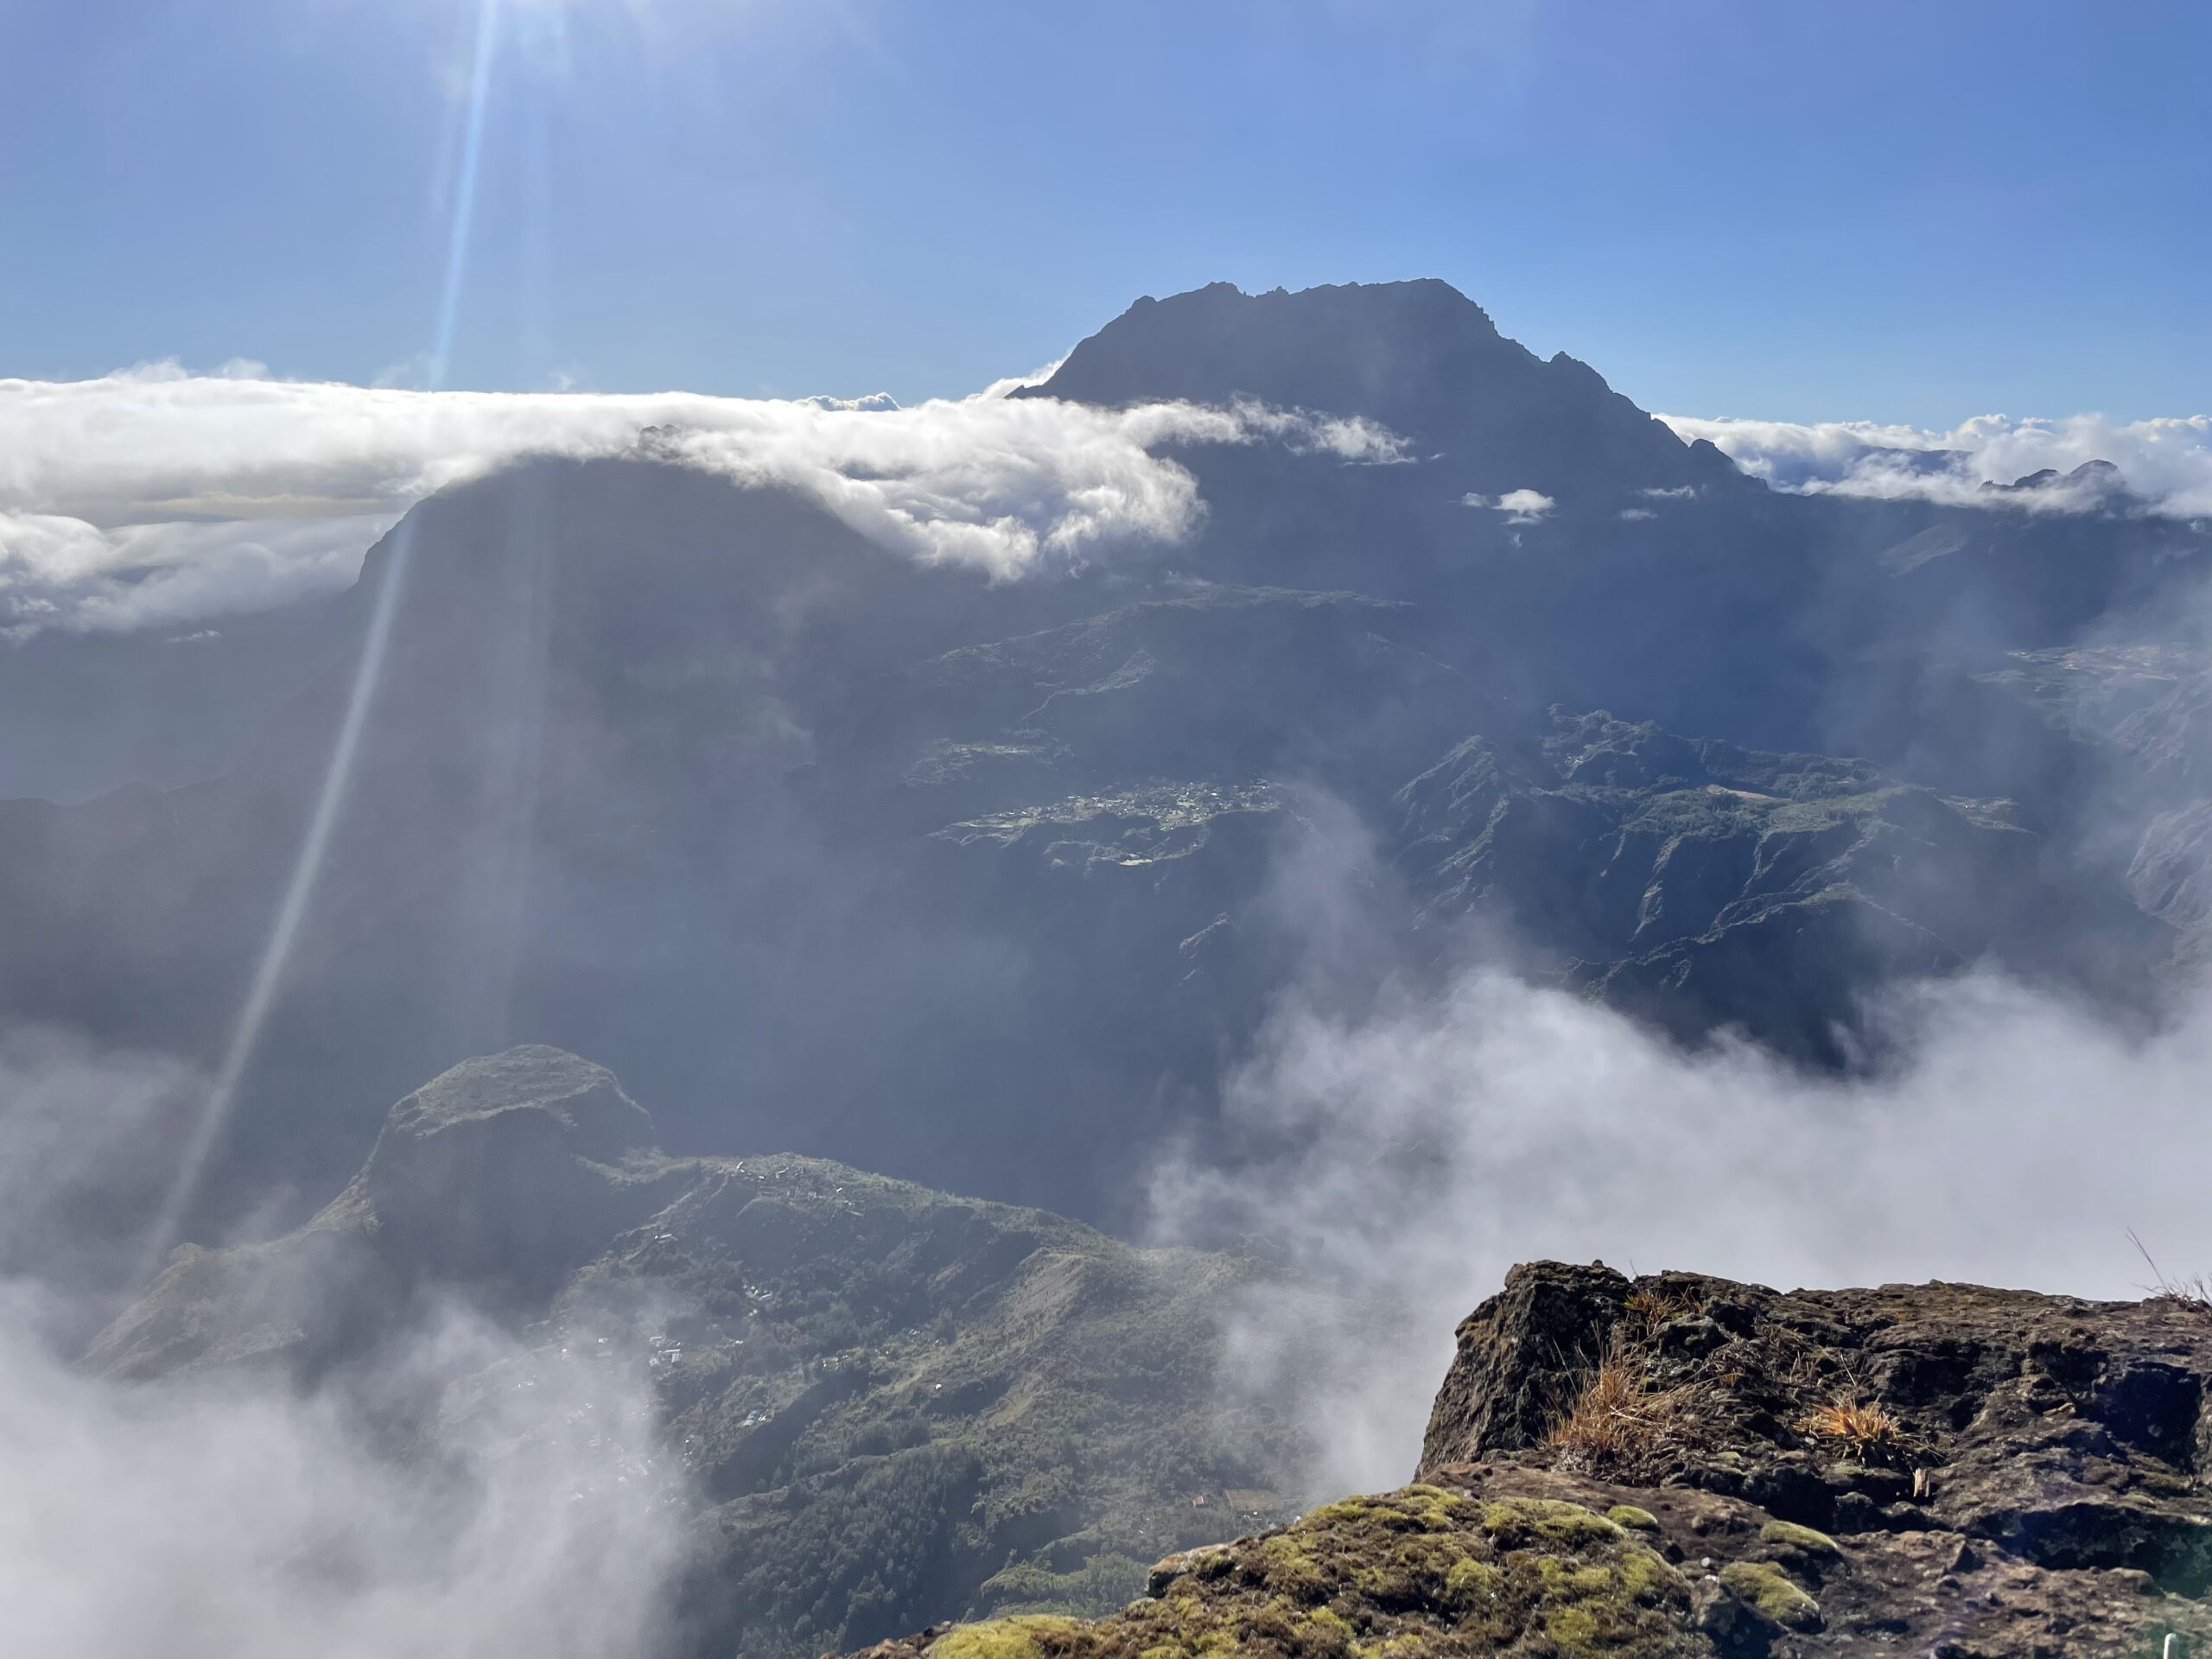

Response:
(1416, 1261), (2212, 1652)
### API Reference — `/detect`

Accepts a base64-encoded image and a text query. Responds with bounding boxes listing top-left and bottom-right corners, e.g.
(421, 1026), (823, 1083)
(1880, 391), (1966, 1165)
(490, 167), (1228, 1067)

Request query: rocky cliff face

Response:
(1421, 1262), (2212, 1652)
(862, 1262), (2212, 1659)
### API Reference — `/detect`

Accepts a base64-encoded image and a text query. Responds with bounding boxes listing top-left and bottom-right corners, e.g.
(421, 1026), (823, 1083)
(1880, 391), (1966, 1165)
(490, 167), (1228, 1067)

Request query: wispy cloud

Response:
(0, 1287), (683, 1659)
(1463, 487), (1554, 524)
(0, 1030), (684, 1659)
(1141, 808), (2212, 1494)
(1152, 962), (2212, 1495)
(1662, 411), (2212, 517)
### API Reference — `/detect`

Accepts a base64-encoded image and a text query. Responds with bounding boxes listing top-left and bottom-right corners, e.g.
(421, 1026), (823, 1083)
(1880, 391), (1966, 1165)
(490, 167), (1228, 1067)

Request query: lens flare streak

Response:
(142, 0), (508, 1274)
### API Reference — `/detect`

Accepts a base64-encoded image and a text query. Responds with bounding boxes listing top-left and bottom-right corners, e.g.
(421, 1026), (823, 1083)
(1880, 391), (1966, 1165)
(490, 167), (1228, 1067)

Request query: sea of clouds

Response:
(0, 365), (1401, 637)
(6, 359), (2209, 639)
(1663, 410), (2212, 516)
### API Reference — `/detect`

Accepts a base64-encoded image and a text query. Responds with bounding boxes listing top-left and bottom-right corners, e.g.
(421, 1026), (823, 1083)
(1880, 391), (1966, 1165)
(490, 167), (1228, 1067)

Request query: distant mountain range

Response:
(5, 279), (2210, 1240)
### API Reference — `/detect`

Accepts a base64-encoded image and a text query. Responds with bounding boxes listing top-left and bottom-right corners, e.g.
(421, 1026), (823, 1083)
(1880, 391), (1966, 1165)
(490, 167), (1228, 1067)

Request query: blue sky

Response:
(3, 0), (2206, 423)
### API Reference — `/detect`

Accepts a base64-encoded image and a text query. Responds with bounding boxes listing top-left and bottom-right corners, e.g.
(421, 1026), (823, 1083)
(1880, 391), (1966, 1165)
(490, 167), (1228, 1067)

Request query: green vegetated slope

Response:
(91, 1047), (1319, 1659)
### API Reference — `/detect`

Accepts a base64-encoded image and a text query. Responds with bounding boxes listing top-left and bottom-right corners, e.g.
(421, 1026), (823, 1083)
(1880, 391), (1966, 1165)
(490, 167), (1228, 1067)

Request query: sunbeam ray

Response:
(139, 0), (509, 1276)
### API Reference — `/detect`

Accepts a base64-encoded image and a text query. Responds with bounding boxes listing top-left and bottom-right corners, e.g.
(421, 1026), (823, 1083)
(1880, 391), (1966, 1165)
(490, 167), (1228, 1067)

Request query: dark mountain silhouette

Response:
(1020, 279), (1741, 501)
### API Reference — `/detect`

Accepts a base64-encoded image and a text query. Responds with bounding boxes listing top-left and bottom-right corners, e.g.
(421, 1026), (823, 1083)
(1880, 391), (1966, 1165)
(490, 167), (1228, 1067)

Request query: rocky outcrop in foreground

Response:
(860, 1262), (2212, 1658)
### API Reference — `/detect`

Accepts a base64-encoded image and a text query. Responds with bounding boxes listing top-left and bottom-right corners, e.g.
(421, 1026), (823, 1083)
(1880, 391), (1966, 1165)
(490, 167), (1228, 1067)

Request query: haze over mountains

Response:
(10, 276), (2212, 1659)
(4, 278), (2211, 1254)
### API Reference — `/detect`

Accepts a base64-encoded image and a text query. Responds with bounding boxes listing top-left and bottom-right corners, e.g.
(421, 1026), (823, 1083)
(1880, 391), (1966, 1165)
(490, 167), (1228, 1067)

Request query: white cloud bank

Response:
(0, 365), (1401, 638)
(13, 357), (2204, 639)
(1664, 410), (2212, 518)
(1153, 964), (2212, 1494)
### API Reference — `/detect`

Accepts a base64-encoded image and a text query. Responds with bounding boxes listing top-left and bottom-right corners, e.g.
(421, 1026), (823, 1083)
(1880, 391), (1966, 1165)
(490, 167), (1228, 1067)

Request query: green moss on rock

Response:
(1480, 1498), (1624, 1550)
(1718, 1560), (1822, 1631)
(985, 1554), (1153, 1618)
(1442, 1555), (1502, 1610)
(922, 1486), (1706, 1659)
(1606, 1505), (1660, 1532)
(931, 1615), (1088, 1659)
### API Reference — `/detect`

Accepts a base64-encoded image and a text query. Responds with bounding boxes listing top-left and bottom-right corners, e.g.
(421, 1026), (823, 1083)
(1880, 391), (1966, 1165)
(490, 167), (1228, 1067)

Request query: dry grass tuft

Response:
(2130, 1230), (2212, 1311)
(1800, 1396), (1906, 1455)
(1546, 1349), (1695, 1471)
(1621, 1285), (1702, 1338)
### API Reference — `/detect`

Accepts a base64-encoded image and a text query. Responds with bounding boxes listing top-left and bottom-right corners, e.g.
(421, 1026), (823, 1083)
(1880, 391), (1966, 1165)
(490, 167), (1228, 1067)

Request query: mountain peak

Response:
(380, 1045), (654, 1164)
(1027, 279), (1736, 499)
(1028, 279), (1510, 416)
(1980, 457), (2127, 502)
(361, 1046), (661, 1293)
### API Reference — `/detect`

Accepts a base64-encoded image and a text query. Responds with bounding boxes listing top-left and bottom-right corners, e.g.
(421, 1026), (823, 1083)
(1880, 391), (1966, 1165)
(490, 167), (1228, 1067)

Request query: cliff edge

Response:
(855, 1262), (2212, 1658)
